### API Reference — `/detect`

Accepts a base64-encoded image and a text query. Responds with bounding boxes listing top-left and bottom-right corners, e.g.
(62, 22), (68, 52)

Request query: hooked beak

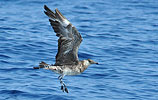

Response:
(92, 61), (98, 64)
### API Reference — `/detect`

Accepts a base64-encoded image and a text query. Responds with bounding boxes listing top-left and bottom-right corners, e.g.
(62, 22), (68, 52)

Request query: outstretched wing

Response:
(44, 5), (82, 66)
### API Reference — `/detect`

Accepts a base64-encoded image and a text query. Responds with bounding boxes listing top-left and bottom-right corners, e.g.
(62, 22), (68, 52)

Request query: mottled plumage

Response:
(33, 5), (98, 93)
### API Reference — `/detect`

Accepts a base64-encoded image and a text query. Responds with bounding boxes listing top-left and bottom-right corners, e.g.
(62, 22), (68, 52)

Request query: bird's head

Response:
(82, 59), (98, 66)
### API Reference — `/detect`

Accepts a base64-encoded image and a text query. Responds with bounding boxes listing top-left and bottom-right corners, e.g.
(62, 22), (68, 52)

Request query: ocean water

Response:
(0, 0), (158, 100)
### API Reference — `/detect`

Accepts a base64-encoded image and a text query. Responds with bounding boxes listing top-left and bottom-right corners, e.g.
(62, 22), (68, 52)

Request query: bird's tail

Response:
(33, 61), (49, 69)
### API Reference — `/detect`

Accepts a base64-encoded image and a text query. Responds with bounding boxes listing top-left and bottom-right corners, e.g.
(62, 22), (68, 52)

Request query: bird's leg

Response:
(58, 75), (68, 93)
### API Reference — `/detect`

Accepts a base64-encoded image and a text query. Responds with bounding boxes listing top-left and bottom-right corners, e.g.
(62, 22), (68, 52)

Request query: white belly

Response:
(63, 68), (80, 75)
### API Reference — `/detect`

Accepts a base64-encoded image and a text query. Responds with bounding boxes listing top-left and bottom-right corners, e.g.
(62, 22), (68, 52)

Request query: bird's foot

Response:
(58, 75), (68, 93)
(65, 87), (68, 93)
(61, 85), (68, 93)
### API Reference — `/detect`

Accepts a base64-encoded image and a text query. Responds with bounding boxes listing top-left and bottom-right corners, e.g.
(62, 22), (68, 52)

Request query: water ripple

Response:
(0, 0), (158, 100)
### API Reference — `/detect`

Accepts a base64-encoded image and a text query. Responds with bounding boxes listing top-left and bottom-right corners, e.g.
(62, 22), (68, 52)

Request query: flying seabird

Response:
(33, 5), (98, 93)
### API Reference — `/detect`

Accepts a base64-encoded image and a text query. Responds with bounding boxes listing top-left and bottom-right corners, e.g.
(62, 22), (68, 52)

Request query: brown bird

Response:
(33, 5), (98, 93)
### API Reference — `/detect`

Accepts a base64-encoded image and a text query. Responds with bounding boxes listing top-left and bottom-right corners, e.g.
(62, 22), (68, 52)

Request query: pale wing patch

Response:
(63, 19), (70, 27)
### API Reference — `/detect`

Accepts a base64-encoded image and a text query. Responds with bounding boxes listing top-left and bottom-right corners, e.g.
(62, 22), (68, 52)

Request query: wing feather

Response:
(44, 5), (82, 65)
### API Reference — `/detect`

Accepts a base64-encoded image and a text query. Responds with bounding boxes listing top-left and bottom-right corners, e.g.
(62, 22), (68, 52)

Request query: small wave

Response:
(0, 67), (33, 72)
(79, 52), (93, 59)
(0, 27), (17, 30)
(0, 89), (45, 100)
(0, 90), (25, 94)
(0, 54), (11, 59)
(91, 73), (108, 79)
(73, 5), (89, 10)
(0, 18), (6, 21)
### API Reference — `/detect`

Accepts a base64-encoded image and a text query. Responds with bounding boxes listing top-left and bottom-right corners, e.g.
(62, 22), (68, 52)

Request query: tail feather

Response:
(33, 61), (49, 69)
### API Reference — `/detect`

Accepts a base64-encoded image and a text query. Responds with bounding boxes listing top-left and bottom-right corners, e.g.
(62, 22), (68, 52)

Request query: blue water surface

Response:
(0, 0), (158, 100)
